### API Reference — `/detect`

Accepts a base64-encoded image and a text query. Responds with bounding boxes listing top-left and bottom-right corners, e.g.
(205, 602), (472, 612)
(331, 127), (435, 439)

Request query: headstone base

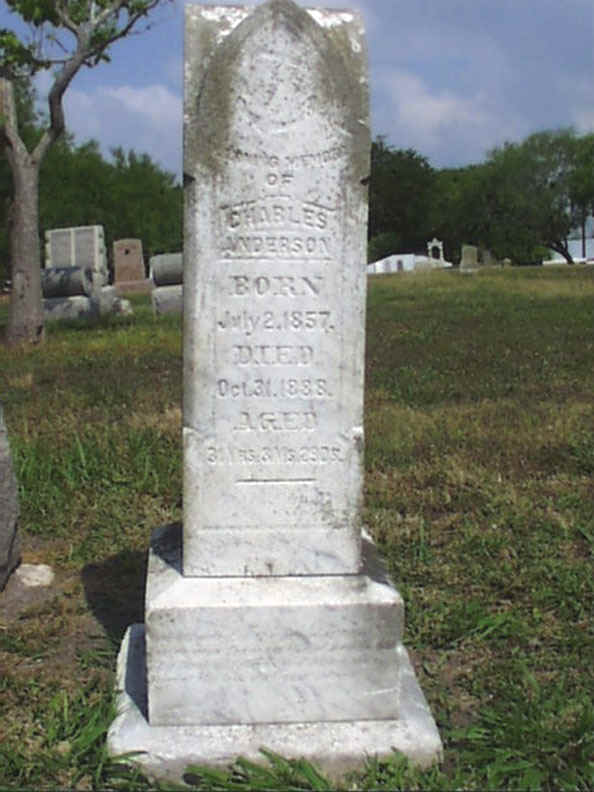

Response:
(152, 284), (183, 316)
(114, 279), (153, 296)
(146, 524), (403, 725)
(108, 524), (442, 782)
(108, 624), (442, 785)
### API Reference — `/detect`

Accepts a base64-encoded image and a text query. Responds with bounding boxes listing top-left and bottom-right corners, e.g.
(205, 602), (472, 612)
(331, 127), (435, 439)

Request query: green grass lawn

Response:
(0, 269), (592, 790)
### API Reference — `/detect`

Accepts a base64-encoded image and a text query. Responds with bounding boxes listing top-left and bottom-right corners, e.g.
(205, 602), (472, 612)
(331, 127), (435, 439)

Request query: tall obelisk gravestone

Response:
(108, 0), (441, 781)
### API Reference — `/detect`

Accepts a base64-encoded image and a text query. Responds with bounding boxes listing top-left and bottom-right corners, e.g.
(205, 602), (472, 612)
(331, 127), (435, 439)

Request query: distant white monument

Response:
(367, 238), (452, 274)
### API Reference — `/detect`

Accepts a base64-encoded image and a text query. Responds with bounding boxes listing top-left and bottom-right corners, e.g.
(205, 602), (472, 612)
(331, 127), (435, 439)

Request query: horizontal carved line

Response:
(235, 478), (316, 485)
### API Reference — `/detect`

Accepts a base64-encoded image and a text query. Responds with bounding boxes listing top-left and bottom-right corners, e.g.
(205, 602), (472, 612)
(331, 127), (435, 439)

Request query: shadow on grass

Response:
(81, 547), (148, 645)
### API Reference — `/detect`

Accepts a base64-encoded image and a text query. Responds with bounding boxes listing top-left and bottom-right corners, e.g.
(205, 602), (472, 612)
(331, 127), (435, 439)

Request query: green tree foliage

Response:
(467, 129), (594, 264)
(567, 132), (594, 258)
(482, 130), (576, 262)
(1, 118), (181, 282)
(37, 140), (182, 267)
(107, 146), (182, 258)
(368, 136), (435, 260)
(431, 164), (487, 264)
(429, 129), (594, 265)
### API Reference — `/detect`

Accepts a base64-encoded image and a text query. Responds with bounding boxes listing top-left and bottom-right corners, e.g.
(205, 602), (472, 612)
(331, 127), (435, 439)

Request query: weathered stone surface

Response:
(43, 295), (96, 322)
(150, 253), (183, 287)
(0, 405), (21, 591)
(109, 1), (442, 779)
(114, 280), (153, 296)
(113, 239), (145, 283)
(96, 286), (118, 315)
(481, 248), (497, 267)
(152, 285), (183, 316)
(15, 564), (54, 587)
(41, 266), (94, 298)
(45, 225), (108, 283)
(110, 624), (442, 782)
(183, 0), (369, 577)
(113, 297), (134, 316)
(146, 524), (403, 725)
(460, 244), (478, 270)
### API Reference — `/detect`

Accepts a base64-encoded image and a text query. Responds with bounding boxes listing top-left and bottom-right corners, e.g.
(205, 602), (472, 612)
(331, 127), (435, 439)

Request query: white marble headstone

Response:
(108, 3), (442, 778)
(183, 0), (370, 576)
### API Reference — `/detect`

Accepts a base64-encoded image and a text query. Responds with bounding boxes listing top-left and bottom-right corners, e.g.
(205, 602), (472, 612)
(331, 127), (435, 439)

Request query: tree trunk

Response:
(6, 156), (45, 345)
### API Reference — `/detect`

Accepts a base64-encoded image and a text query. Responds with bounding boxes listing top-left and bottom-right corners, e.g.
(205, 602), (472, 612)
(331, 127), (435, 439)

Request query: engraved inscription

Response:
(221, 198), (330, 231)
(232, 345), (314, 366)
(217, 310), (334, 334)
(224, 145), (348, 169)
(216, 378), (332, 399)
(206, 444), (345, 466)
(183, 0), (369, 574)
(234, 411), (317, 433)
(214, 168), (342, 453)
(222, 234), (331, 259)
(220, 197), (335, 259)
(229, 275), (323, 297)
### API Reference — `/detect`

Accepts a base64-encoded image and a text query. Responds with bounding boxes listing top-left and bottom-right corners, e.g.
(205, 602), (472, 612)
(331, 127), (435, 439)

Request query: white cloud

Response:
(387, 70), (491, 129)
(103, 84), (180, 127)
(63, 83), (182, 177)
(372, 66), (532, 166)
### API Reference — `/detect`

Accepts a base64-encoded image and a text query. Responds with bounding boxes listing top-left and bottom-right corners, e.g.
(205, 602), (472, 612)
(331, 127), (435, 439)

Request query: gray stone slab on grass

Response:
(43, 295), (96, 322)
(152, 285), (183, 316)
(0, 405), (21, 591)
(41, 266), (94, 298)
(150, 253), (183, 287)
(45, 225), (107, 275)
(460, 244), (478, 270)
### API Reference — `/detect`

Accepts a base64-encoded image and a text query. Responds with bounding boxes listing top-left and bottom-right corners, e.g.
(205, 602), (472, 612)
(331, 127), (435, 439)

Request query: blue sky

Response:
(2, 0), (593, 179)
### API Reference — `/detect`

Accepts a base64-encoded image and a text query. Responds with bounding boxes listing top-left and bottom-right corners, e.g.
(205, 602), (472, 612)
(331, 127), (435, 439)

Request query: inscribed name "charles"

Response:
(222, 200), (330, 231)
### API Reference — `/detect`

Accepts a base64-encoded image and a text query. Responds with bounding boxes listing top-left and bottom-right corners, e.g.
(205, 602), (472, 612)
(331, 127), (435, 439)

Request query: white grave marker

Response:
(109, 1), (441, 781)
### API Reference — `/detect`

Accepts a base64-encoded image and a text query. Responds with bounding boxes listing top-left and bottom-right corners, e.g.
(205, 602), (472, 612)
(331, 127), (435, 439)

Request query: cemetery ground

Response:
(0, 268), (592, 791)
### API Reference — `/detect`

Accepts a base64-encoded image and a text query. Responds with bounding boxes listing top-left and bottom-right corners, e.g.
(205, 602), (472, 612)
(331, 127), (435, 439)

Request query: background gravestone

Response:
(114, 239), (145, 283)
(460, 244), (478, 270)
(150, 253), (184, 315)
(45, 225), (108, 285)
(113, 239), (152, 296)
(0, 405), (21, 591)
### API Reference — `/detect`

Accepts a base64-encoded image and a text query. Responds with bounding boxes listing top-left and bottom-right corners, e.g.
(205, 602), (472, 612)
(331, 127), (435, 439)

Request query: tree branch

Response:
(53, 4), (78, 37)
(29, 1), (168, 160)
(0, 76), (28, 165)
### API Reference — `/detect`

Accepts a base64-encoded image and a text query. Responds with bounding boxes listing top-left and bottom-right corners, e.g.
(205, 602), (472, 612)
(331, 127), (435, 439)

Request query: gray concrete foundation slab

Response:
(108, 624), (442, 785)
